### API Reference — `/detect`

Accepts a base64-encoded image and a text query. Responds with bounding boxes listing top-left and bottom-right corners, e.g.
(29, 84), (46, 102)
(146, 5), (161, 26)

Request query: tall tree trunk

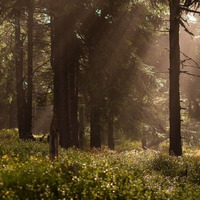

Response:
(90, 95), (101, 149)
(53, 0), (72, 148)
(88, 45), (102, 149)
(79, 106), (84, 149)
(49, 115), (59, 161)
(142, 132), (147, 150)
(169, 0), (182, 156)
(15, 16), (26, 139)
(8, 99), (17, 128)
(49, 0), (59, 161)
(69, 53), (79, 147)
(25, 0), (34, 139)
(52, 0), (79, 149)
(108, 110), (114, 150)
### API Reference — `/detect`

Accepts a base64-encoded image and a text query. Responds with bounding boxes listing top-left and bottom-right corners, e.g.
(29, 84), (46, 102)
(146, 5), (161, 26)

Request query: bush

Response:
(1, 129), (200, 199)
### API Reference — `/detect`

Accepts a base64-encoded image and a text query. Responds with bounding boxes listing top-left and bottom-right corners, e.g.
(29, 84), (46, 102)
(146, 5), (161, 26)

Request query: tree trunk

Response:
(15, 16), (26, 139)
(8, 99), (17, 129)
(142, 132), (147, 150)
(53, 0), (73, 148)
(79, 106), (84, 149)
(169, 0), (182, 156)
(52, 0), (80, 149)
(49, 115), (59, 161)
(25, 0), (34, 139)
(108, 110), (114, 150)
(90, 97), (101, 149)
(88, 44), (102, 149)
(49, 0), (59, 160)
(69, 54), (79, 148)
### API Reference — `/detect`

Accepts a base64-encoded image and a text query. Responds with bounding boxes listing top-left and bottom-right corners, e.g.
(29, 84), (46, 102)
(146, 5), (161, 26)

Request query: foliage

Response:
(115, 138), (142, 152)
(0, 0), (172, 146)
(0, 129), (49, 161)
(76, 0), (167, 143)
(1, 130), (200, 199)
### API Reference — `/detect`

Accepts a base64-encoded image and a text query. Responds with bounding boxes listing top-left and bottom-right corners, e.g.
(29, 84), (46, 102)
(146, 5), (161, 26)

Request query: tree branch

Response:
(180, 71), (200, 78)
(32, 59), (50, 76)
(180, 51), (200, 69)
(180, 6), (200, 14)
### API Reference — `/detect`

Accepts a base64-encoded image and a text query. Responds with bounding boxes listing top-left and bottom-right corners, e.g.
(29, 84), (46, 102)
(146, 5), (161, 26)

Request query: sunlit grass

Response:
(1, 129), (200, 199)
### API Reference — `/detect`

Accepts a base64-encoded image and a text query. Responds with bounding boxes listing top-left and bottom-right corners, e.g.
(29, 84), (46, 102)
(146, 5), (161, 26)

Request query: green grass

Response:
(1, 129), (200, 199)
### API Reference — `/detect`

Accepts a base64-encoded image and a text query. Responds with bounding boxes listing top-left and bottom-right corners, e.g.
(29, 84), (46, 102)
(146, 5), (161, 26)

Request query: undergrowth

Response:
(0, 129), (200, 199)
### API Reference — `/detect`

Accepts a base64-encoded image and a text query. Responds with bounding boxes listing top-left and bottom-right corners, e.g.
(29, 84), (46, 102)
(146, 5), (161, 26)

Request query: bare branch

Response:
(180, 71), (200, 78)
(32, 59), (50, 75)
(180, 6), (200, 14)
(155, 30), (169, 33)
(180, 51), (200, 69)
(180, 18), (194, 36)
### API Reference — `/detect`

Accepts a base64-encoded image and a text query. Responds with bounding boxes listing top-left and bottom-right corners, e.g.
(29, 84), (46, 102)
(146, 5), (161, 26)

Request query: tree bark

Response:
(79, 106), (84, 149)
(90, 96), (101, 149)
(142, 132), (147, 150)
(88, 44), (102, 149)
(49, 0), (59, 160)
(69, 49), (79, 148)
(49, 115), (59, 161)
(8, 99), (17, 128)
(108, 110), (114, 150)
(169, 0), (182, 156)
(25, 0), (34, 139)
(15, 16), (26, 139)
(52, 0), (80, 149)
(53, 0), (75, 148)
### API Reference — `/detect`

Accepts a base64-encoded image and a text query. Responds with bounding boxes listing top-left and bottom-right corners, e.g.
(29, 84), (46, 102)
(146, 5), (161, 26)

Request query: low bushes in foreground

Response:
(0, 129), (200, 199)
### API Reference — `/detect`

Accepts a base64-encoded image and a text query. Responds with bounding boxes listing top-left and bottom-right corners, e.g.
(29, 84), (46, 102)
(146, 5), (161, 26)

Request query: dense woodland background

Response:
(2, 0), (200, 199)
(1, 0), (200, 156)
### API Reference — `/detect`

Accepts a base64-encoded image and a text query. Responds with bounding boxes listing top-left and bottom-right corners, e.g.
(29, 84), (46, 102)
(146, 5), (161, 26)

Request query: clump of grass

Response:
(0, 129), (49, 161)
(0, 129), (18, 142)
(115, 139), (142, 151)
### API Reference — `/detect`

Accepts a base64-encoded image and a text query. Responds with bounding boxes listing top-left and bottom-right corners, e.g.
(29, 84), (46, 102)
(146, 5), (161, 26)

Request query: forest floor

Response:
(0, 129), (200, 199)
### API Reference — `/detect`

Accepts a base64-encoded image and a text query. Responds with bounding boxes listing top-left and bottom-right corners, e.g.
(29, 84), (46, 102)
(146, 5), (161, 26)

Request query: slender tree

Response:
(169, 0), (182, 156)
(49, 0), (59, 160)
(15, 12), (26, 139)
(69, 52), (79, 148)
(53, 1), (70, 148)
(25, 0), (34, 139)
(108, 110), (114, 150)
(79, 106), (85, 149)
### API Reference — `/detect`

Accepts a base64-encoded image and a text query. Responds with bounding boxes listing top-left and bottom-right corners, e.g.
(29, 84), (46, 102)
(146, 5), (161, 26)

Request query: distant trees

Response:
(76, 0), (162, 150)
(0, 2), (18, 129)
(3, 0), (200, 158)
(47, 0), (164, 155)
(0, 0), (52, 139)
(14, 0), (34, 139)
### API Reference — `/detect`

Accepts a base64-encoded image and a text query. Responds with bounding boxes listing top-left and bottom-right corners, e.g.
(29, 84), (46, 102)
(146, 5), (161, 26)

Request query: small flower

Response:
(2, 154), (8, 160)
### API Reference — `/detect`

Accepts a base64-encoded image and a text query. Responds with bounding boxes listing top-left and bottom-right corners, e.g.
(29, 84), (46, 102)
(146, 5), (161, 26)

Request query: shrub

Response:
(1, 130), (200, 199)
